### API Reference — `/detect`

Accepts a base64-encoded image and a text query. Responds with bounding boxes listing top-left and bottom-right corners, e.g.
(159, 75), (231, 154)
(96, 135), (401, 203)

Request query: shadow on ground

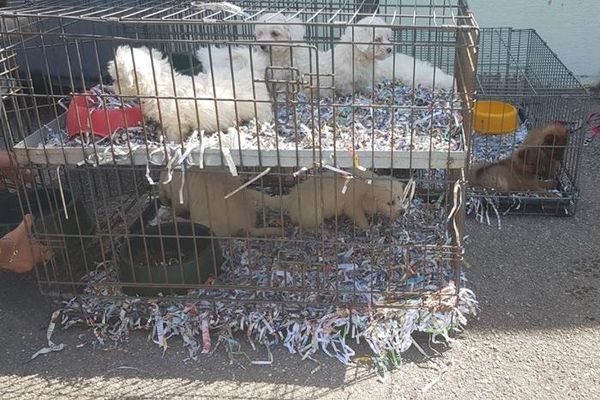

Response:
(1, 105), (600, 397)
(0, 270), (454, 391)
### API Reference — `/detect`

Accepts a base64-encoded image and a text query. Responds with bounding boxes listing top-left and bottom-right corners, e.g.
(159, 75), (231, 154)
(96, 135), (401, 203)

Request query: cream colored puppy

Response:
(261, 172), (405, 230)
(159, 169), (280, 237)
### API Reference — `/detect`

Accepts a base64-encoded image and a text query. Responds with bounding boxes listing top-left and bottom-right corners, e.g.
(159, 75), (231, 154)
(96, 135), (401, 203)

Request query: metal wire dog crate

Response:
(0, 0), (478, 364)
(469, 27), (590, 217)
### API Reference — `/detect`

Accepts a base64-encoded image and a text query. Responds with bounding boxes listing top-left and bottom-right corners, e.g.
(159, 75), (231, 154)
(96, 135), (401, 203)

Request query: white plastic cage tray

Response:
(13, 114), (467, 169)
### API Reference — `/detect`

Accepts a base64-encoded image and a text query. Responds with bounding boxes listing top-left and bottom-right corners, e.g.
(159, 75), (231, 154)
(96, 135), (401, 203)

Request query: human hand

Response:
(1, 214), (52, 273)
(0, 150), (36, 186)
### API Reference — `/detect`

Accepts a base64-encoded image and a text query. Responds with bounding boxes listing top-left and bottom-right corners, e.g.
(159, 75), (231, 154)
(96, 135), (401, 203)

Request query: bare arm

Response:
(0, 150), (12, 169)
(0, 150), (36, 184)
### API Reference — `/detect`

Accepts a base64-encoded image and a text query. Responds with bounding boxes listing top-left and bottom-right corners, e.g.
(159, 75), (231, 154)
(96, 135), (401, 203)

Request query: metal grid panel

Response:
(8, 162), (464, 306)
(477, 28), (587, 96)
(1, 0), (479, 171)
(0, 0), (476, 311)
(3, 0), (474, 27)
(470, 27), (590, 217)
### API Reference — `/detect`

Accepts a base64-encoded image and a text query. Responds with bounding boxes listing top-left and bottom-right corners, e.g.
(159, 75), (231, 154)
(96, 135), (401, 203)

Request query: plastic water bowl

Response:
(474, 100), (518, 134)
(119, 221), (223, 296)
(66, 93), (143, 139)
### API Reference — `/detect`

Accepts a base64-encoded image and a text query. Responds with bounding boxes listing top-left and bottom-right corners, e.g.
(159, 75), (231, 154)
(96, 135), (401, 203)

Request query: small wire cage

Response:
(0, 0), (479, 362)
(469, 27), (591, 217)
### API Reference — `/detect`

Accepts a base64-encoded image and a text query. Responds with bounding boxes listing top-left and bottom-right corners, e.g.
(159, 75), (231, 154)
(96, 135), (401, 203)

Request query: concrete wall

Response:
(469, 0), (600, 86)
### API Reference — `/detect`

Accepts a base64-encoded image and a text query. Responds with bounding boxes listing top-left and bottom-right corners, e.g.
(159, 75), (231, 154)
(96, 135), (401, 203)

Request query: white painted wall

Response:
(469, 0), (600, 85)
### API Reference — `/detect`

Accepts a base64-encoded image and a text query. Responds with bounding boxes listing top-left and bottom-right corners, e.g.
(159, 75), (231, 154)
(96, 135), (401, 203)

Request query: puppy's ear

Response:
(544, 130), (568, 147)
(112, 46), (161, 91)
(158, 183), (172, 207)
(356, 42), (371, 53)
(106, 59), (116, 81)
(287, 17), (306, 40)
(516, 148), (531, 163)
(361, 189), (378, 215)
(355, 26), (373, 53)
(115, 58), (138, 89)
(341, 26), (371, 53)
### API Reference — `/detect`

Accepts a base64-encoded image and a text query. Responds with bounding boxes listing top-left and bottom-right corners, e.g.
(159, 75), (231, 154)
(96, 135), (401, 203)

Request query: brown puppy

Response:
(519, 123), (568, 179)
(159, 169), (281, 237)
(260, 172), (405, 230)
(469, 148), (554, 192)
(470, 123), (567, 192)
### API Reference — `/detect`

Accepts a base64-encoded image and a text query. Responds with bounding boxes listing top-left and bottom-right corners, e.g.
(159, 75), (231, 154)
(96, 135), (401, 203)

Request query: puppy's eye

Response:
(271, 30), (280, 38)
(375, 37), (382, 43)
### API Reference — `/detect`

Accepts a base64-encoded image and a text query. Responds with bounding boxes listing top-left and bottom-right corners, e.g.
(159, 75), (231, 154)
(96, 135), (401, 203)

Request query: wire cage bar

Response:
(469, 27), (590, 217)
(14, 165), (465, 304)
(0, 1), (479, 365)
(2, 0), (478, 170)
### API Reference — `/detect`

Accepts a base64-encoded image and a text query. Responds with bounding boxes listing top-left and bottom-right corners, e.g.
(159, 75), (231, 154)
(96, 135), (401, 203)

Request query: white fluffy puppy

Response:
(326, 16), (394, 96)
(107, 46), (273, 143)
(379, 48), (455, 90)
(196, 45), (259, 75)
(255, 13), (307, 64)
(254, 15), (393, 96)
(254, 14), (453, 95)
(254, 12), (318, 96)
(328, 16), (454, 93)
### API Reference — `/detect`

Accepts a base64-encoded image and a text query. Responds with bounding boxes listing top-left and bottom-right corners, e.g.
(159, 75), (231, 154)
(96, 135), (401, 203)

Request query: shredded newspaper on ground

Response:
(38, 194), (477, 380)
(30, 83), (472, 377)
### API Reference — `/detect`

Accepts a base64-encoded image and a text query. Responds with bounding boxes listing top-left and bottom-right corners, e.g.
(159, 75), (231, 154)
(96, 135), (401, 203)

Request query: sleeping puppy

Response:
(159, 169), (280, 237)
(469, 148), (555, 192)
(108, 46), (273, 143)
(260, 172), (405, 230)
(470, 124), (568, 192)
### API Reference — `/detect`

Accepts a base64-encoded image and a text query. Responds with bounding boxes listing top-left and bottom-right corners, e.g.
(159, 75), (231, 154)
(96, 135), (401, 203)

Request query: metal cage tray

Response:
(14, 114), (467, 169)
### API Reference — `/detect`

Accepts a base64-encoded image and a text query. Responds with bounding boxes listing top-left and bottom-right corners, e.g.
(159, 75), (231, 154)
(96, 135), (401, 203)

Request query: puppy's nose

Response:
(386, 47), (392, 54)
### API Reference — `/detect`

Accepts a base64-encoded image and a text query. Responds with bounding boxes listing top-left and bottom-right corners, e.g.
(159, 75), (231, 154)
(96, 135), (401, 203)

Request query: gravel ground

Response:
(1, 112), (600, 400)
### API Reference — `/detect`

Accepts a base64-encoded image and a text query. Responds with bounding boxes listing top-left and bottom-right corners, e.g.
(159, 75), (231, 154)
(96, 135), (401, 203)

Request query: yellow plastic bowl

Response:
(474, 100), (518, 134)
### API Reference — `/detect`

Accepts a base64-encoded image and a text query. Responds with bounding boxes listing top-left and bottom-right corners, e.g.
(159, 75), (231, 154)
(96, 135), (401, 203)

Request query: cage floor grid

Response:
(33, 193), (476, 374)
(13, 83), (466, 170)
